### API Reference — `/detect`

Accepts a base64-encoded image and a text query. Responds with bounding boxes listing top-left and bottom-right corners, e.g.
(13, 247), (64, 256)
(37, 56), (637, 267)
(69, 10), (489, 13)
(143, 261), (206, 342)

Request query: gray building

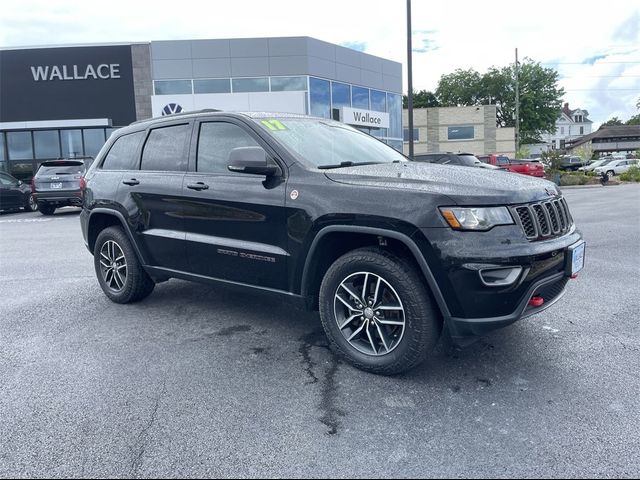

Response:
(0, 37), (403, 180)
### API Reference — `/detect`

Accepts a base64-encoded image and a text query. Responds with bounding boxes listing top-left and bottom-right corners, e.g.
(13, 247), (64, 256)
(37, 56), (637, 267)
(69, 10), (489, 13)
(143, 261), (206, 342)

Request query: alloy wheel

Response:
(333, 271), (406, 356)
(99, 240), (127, 292)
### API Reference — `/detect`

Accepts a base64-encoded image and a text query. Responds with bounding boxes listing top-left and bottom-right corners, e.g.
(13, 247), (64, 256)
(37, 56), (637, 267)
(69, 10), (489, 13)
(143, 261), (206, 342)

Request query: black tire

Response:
(39, 203), (55, 215)
(94, 226), (155, 304)
(319, 247), (442, 375)
(24, 194), (38, 212)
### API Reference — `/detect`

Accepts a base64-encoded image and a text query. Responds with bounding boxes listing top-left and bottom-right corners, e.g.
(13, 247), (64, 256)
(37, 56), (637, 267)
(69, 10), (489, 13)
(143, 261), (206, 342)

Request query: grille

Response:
(511, 197), (573, 241)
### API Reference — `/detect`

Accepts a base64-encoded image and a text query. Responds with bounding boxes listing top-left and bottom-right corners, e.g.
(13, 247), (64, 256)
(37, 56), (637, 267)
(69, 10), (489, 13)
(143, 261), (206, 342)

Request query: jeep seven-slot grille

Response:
(512, 197), (573, 241)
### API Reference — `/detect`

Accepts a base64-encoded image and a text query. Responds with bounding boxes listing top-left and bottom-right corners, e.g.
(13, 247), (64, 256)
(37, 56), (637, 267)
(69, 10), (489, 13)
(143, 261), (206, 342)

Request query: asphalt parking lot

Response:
(1, 184), (639, 478)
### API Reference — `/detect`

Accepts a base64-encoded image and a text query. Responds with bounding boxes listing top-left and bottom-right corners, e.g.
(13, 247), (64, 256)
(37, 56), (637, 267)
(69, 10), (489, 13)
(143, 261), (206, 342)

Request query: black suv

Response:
(33, 159), (88, 215)
(81, 111), (585, 374)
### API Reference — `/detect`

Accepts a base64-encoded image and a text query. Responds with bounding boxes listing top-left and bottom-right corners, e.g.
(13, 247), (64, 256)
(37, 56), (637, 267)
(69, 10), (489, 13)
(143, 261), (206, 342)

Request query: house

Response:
(541, 103), (593, 150)
(566, 125), (640, 155)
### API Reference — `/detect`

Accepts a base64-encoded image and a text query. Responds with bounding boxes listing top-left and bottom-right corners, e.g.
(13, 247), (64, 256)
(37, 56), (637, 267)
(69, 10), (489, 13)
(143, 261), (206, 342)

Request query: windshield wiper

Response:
(318, 161), (392, 170)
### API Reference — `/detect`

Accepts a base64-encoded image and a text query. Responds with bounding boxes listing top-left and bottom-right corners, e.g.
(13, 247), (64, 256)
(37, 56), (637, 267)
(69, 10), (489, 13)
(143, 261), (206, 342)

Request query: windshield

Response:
(253, 117), (407, 168)
(457, 154), (481, 167)
(37, 161), (85, 176)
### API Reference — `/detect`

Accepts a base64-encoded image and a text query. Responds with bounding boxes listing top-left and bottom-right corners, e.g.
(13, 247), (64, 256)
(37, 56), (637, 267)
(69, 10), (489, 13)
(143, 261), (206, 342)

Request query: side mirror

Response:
(227, 147), (281, 177)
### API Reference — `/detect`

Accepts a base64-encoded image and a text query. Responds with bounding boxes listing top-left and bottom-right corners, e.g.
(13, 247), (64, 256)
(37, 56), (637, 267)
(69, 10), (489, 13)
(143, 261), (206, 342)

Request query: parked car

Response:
(32, 159), (87, 215)
(578, 159), (613, 172)
(81, 111), (584, 375)
(477, 154), (545, 177)
(0, 171), (38, 212)
(412, 152), (502, 169)
(593, 159), (639, 177)
(559, 156), (589, 172)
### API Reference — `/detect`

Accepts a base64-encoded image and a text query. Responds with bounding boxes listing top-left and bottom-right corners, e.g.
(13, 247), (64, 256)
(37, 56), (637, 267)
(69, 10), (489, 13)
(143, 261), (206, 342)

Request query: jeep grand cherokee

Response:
(80, 111), (585, 374)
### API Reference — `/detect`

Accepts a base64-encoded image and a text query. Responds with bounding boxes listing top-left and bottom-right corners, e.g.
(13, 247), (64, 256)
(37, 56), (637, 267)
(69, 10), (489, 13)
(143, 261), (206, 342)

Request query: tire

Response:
(319, 247), (442, 375)
(607, 170), (615, 177)
(24, 194), (38, 212)
(94, 226), (155, 304)
(39, 203), (55, 215)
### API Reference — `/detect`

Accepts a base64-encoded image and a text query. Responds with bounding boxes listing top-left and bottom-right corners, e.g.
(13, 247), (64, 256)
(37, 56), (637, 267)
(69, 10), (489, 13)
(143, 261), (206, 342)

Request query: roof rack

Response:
(131, 109), (223, 125)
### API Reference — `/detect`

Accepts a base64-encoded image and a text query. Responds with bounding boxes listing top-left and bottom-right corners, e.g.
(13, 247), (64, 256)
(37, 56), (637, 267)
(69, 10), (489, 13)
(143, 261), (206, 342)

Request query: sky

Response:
(1, 0), (639, 128)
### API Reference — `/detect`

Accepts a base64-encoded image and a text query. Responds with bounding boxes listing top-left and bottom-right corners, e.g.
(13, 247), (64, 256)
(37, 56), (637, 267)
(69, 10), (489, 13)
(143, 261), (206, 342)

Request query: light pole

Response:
(407, 0), (414, 158)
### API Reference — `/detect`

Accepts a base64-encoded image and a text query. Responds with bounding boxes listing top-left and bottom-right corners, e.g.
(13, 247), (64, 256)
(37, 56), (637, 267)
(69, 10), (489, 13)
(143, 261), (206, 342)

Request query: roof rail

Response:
(131, 109), (223, 125)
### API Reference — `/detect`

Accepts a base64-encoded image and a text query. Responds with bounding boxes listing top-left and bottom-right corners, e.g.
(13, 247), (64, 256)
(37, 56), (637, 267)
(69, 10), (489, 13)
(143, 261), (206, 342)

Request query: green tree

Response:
(626, 114), (640, 126)
(574, 145), (593, 162)
(602, 117), (624, 126)
(402, 90), (439, 108)
(434, 59), (564, 143)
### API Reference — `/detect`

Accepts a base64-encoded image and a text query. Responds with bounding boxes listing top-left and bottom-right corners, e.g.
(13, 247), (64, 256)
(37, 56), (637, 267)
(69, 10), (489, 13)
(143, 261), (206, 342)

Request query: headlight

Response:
(439, 206), (514, 231)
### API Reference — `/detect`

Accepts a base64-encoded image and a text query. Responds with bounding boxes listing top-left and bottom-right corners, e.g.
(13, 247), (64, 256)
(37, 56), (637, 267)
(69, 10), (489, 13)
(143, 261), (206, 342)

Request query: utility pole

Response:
(407, 0), (414, 158)
(515, 47), (520, 157)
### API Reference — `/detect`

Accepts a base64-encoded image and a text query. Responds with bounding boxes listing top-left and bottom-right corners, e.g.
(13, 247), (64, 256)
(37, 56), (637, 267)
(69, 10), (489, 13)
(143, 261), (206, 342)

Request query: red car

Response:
(478, 154), (545, 178)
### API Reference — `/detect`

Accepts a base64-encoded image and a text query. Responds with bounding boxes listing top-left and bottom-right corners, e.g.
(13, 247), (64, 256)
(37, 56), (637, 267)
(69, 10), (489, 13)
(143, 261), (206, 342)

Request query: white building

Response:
(541, 103), (593, 151)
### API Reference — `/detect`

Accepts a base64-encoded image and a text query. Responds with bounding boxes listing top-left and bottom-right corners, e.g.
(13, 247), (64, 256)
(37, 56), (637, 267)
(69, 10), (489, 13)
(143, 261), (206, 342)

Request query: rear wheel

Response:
(319, 247), (442, 375)
(94, 226), (155, 303)
(25, 194), (38, 212)
(39, 203), (55, 215)
(607, 170), (615, 177)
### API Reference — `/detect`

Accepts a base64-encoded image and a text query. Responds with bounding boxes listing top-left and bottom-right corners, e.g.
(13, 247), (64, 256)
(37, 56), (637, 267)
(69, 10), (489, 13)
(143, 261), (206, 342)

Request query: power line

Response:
(542, 61), (640, 65)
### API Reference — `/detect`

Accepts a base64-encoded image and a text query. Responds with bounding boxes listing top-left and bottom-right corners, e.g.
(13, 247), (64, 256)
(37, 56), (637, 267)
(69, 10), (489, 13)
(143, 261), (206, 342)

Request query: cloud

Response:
(613, 12), (640, 42)
(340, 41), (367, 52)
(412, 30), (439, 54)
(582, 54), (610, 65)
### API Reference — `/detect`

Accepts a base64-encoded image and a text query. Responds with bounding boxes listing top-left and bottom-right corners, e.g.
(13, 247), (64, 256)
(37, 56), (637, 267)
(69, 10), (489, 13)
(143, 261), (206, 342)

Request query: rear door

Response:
(0, 173), (22, 209)
(119, 121), (192, 271)
(34, 161), (84, 193)
(181, 117), (289, 290)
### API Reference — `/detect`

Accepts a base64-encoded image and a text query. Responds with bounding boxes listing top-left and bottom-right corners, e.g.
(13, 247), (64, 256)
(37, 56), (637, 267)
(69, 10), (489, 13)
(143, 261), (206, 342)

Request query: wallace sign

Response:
(0, 45), (136, 125)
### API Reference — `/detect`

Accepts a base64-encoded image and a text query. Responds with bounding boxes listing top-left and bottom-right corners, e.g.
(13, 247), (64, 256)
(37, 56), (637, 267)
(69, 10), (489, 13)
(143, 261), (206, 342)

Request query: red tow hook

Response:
(528, 296), (544, 307)
(570, 274), (578, 279)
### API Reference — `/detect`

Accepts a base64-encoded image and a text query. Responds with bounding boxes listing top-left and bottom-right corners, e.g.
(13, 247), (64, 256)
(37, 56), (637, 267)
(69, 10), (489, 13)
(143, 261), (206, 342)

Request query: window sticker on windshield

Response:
(261, 119), (288, 131)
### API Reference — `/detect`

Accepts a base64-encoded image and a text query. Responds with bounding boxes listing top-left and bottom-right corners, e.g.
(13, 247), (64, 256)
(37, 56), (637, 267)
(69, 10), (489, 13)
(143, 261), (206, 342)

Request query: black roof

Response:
(567, 125), (640, 148)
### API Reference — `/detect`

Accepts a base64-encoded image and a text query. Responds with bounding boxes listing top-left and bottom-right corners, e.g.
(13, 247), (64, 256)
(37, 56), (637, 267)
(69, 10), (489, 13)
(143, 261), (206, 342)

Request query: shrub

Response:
(560, 173), (591, 186)
(620, 166), (640, 182)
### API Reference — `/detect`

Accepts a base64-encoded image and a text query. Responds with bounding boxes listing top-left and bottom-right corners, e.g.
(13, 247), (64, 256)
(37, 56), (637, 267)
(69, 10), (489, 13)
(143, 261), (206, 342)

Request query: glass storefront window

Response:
(83, 129), (106, 158)
(0, 133), (5, 162)
(352, 86), (370, 109)
(331, 82), (351, 111)
(270, 76), (307, 92)
(370, 90), (387, 112)
(34, 130), (61, 159)
(193, 79), (231, 94)
(387, 93), (402, 145)
(61, 130), (83, 158)
(232, 78), (269, 93)
(7, 131), (33, 160)
(309, 77), (330, 119)
(154, 80), (193, 95)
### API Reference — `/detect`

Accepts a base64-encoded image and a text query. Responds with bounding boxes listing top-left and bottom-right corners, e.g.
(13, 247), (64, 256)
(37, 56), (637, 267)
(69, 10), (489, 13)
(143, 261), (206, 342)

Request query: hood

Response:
(324, 162), (560, 205)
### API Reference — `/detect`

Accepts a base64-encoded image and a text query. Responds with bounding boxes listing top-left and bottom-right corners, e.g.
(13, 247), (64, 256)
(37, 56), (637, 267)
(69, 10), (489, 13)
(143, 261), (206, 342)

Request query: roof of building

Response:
(567, 124), (640, 148)
(561, 103), (593, 123)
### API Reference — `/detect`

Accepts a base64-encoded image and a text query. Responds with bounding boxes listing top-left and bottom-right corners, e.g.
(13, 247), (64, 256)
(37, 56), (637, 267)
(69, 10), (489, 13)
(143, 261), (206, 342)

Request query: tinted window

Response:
(448, 126), (474, 140)
(83, 129), (106, 158)
(232, 78), (269, 93)
(270, 76), (307, 92)
(154, 80), (192, 95)
(102, 131), (145, 170)
(193, 79), (231, 94)
(141, 124), (190, 172)
(458, 154), (481, 167)
(37, 162), (84, 176)
(34, 130), (61, 159)
(7, 132), (33, 160)
(197, 122), (260, 174)
(0, 173), (17, 185)
(310, 77), (330, 119)
(61, 130), (83, 158)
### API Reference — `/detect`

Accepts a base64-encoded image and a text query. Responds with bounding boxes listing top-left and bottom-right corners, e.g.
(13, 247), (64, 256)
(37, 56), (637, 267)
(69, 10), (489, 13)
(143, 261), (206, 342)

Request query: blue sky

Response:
(1, 0), (638, 127)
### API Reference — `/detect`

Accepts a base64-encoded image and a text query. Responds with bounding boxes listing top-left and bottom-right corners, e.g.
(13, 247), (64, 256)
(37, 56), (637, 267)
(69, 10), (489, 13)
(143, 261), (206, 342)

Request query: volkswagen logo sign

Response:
(162, 103), (183, 116)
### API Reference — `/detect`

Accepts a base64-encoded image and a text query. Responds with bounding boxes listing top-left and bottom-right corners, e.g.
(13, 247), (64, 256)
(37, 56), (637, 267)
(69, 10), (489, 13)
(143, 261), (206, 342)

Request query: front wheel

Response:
(319, 247), (442, 375)
(94, 226), (155, 303)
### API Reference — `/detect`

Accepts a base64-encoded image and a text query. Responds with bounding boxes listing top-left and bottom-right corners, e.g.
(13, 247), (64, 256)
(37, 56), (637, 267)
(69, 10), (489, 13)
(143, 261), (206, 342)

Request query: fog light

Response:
(529, 296), (544, 307)
(479, 267), (523, 287)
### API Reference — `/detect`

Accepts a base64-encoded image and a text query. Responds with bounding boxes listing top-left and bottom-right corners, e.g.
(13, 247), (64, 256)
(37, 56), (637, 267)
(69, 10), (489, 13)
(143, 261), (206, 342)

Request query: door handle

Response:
(122, 178), (140, 186)
(187, 182), (209, 191)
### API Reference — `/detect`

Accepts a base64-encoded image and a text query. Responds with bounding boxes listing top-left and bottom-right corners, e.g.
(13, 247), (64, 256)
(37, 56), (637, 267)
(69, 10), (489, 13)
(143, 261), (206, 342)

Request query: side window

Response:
(0, 173), (15, 186)
(197, 122), (260, 174)
(497, 156), (509, 165)
(141, 124), (190, 172)
(101, 131), (145, 170)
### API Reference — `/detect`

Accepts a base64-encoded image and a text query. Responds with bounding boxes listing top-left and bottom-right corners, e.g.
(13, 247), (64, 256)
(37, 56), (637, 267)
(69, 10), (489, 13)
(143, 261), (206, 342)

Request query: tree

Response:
(602, 117), (624, 127)
(626, 114), (640, 126)
(402, 90), (439, 108)
(434, 59), (564, 143)
(574, 145), (593, 162)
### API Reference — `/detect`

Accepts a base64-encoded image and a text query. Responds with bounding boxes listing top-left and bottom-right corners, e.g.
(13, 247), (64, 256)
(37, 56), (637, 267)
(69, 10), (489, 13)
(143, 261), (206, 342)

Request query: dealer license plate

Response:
(567, 241), (585, 276)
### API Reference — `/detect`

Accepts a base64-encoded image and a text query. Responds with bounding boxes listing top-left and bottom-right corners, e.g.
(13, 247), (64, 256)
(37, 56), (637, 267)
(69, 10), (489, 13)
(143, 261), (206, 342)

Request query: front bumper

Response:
(413, 224), (583, 341)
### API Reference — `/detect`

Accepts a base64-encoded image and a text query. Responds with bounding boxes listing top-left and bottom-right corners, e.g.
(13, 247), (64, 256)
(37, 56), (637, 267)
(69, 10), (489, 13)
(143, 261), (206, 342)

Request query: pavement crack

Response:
(130, 380), (166, 478)
(299, 330), (344, 435)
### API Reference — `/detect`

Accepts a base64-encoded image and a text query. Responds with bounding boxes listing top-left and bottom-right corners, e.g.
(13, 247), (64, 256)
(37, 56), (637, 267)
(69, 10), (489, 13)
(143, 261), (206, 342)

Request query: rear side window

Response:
(197, 122), (260, 174)
(102, 132), (144, 170)
(141, 124), (190, 172)
(496, 156), (510, 165)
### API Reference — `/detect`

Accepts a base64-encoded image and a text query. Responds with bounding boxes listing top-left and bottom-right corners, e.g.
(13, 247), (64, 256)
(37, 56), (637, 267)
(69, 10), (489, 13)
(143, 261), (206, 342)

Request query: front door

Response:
(181, 119), (288, 291)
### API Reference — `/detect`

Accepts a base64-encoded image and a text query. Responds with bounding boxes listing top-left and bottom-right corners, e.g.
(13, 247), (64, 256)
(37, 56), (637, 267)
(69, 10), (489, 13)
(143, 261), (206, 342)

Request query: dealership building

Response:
(0, 37), (403, 179)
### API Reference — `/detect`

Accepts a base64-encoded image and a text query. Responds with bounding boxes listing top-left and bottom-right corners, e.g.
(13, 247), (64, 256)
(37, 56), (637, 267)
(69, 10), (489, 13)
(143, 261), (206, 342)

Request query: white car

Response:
(579, 159), (613, 172)
(593, 159), (639, 176)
